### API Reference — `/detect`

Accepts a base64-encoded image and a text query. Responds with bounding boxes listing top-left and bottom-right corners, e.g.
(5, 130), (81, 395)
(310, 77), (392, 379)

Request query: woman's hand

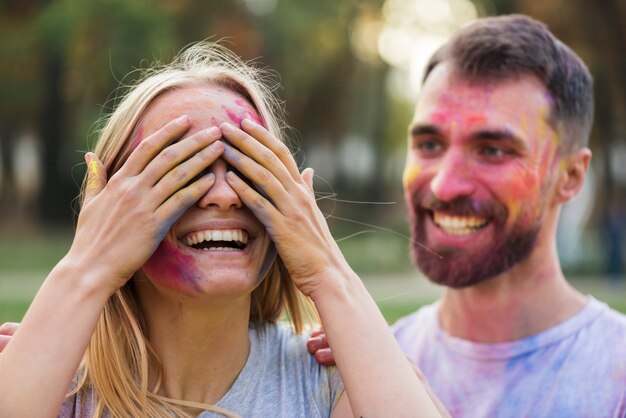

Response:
(219, 119), (348, 297)
(65, 116), (224, 294)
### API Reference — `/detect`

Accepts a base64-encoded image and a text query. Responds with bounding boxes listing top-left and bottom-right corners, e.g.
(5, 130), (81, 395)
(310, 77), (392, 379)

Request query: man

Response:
(310, 14), (626, 417)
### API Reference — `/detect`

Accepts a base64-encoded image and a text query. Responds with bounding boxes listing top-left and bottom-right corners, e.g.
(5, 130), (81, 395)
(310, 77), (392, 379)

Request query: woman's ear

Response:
(554, 148), (592, 204)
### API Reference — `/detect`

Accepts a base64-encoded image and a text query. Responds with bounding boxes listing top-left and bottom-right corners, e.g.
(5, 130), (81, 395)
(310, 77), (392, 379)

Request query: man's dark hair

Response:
(423, 14), (593, 153)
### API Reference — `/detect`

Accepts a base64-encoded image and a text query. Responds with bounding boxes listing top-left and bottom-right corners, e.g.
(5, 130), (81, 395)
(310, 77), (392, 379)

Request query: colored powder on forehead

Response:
(235, 99), (265, 126)
(223, 106), (245, 126)
(142, 239), (203, 296)
(466, 113), (486, 125)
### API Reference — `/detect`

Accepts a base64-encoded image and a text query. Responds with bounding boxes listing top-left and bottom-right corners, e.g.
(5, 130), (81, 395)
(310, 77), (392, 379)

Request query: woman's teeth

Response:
(433, 212), (488, 236)
(183, 229), (249, 250)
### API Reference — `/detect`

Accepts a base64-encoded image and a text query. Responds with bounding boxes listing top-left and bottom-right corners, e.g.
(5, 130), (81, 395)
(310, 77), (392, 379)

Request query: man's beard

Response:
(408, 192), (540, 288)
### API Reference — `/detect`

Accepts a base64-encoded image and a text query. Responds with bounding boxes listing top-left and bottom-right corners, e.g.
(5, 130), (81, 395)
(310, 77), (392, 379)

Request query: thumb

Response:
(301, 167), (315, 196)
(84, 152), (107, 205)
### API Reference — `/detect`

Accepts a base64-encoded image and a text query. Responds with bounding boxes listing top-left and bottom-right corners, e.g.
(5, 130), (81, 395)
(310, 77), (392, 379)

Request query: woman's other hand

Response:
(220, 119), (349, 297)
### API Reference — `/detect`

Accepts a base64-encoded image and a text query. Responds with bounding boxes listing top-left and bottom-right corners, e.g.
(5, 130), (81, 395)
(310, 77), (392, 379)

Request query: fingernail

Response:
(209, 141), (223, 150)
(207, 126), (221, 136)
(220, 122), (234, 132)
(226, 171), (237, 182)
(176, 115), (189, 125)
(241, 118), (253, 128)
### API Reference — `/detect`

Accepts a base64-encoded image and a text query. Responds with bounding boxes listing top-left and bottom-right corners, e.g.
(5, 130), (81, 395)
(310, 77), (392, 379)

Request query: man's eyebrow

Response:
(410, 124), (442, 137)
(471, 129), (525, 147)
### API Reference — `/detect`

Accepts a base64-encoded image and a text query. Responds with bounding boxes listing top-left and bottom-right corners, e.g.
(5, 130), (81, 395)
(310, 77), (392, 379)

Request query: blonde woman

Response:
(0, 42), (444, 418)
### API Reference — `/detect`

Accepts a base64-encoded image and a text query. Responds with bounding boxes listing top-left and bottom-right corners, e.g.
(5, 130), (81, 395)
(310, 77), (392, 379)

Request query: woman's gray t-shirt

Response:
(59, 323), (344, 417)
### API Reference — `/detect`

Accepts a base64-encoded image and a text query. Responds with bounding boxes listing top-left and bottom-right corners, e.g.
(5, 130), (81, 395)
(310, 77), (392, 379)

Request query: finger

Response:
(314, 348), (336, 367)
(306, 334), (329, 353)
(222, 142), (290, 207)
(121, 115), (190, 177)
(0, 335), (10, 352)
(240, 118), (301, 180)
(225, 171), (280, 226)
(310, 327), (325, 338)
(155, 173), (216, 240)
(221, 122), (296, 189)
(0, 322), (18, 336)
(301, 167), (315, 197)
(141, 127), (222, 187)
(151, 140), (224, 206)
(84, 153), (107, 206)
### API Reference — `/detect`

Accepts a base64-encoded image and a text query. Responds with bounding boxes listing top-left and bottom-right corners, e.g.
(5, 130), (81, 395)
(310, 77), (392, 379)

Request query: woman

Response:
(0, 42), (445, 417)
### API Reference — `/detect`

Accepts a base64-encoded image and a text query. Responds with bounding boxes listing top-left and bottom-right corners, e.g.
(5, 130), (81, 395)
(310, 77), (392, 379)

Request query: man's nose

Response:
(430, 149), (476, 202)
(197, 159), (242, 210)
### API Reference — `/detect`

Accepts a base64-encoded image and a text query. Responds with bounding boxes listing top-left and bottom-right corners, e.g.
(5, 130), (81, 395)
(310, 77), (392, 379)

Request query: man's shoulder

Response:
(390, 301), (440, 341)
(587, 299), (626, 339)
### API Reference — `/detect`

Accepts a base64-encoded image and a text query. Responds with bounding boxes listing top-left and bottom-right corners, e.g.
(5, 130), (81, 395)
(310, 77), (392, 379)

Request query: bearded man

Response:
(309, 14), (626, 417)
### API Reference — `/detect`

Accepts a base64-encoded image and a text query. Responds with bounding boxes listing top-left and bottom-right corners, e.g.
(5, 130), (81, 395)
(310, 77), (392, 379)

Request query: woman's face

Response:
(134, 84), (274, 299)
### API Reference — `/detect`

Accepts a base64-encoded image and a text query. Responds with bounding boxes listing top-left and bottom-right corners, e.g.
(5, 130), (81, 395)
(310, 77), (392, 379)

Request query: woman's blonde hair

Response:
(71, 41), (317, 418)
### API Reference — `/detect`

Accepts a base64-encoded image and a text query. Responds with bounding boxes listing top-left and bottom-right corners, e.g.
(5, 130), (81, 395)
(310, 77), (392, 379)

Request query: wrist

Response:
(308, 263), (363, 305)
(52, 255), (118, 302)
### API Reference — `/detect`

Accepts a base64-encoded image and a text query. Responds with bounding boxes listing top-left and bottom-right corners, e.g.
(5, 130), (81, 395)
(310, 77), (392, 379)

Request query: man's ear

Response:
(554, 147), (592, 204)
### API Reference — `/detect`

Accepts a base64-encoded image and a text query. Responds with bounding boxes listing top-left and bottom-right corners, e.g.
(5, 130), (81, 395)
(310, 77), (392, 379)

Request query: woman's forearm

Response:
(0, 258), (111, 418)
(310, 263), (443, 418)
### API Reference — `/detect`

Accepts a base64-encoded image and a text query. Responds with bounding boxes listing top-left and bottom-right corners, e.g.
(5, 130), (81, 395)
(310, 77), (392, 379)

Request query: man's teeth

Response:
(433, 213), (488, 236)
(183, 229), (248, 248)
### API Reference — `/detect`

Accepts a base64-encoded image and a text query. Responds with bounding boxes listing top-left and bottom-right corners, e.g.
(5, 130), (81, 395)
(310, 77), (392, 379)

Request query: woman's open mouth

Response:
(182, 229), (249, 251)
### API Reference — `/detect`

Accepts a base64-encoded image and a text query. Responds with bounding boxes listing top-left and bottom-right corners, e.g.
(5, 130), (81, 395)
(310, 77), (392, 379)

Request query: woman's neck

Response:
(134, 281), (252, 405)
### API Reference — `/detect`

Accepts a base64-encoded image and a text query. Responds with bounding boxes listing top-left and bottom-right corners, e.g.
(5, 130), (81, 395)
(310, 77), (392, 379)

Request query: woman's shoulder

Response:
(251, 322), (314, 368)
(246, 322), (344, 413)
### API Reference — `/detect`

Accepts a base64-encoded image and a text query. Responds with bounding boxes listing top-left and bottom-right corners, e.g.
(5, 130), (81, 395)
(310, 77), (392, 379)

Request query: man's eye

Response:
(415, 139), (442, 154)
(480, 146), (511, 160)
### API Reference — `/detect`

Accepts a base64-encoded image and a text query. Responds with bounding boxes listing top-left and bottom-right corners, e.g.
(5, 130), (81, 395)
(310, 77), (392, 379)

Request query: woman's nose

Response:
(197, 159), (242, 210)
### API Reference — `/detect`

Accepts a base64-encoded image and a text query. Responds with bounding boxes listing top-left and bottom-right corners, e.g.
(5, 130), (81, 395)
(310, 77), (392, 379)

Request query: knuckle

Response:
(137, 139), (155, 154)
(169, 166), (187, 182)
(252, 196), (267, 210)
(278, 143), (291, 157)
(160, 148), (178, 162)
(262, 150), (277, 164)
(258, 167), (272, 182)
(173, 189), (192, 205)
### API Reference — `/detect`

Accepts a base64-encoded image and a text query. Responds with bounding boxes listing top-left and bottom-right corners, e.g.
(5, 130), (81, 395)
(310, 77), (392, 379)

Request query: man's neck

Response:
(438, 238), (587, 343)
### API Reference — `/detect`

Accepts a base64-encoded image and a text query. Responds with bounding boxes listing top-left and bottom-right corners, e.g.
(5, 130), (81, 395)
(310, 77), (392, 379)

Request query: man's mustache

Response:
(412, 192), (508, 221)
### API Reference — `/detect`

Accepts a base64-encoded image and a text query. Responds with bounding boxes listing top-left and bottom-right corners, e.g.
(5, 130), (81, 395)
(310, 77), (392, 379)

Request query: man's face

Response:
(403, 64), (561, 287)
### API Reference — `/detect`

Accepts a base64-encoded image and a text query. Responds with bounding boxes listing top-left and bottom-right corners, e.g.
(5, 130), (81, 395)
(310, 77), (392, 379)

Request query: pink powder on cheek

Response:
(142, 239), (203, 296)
